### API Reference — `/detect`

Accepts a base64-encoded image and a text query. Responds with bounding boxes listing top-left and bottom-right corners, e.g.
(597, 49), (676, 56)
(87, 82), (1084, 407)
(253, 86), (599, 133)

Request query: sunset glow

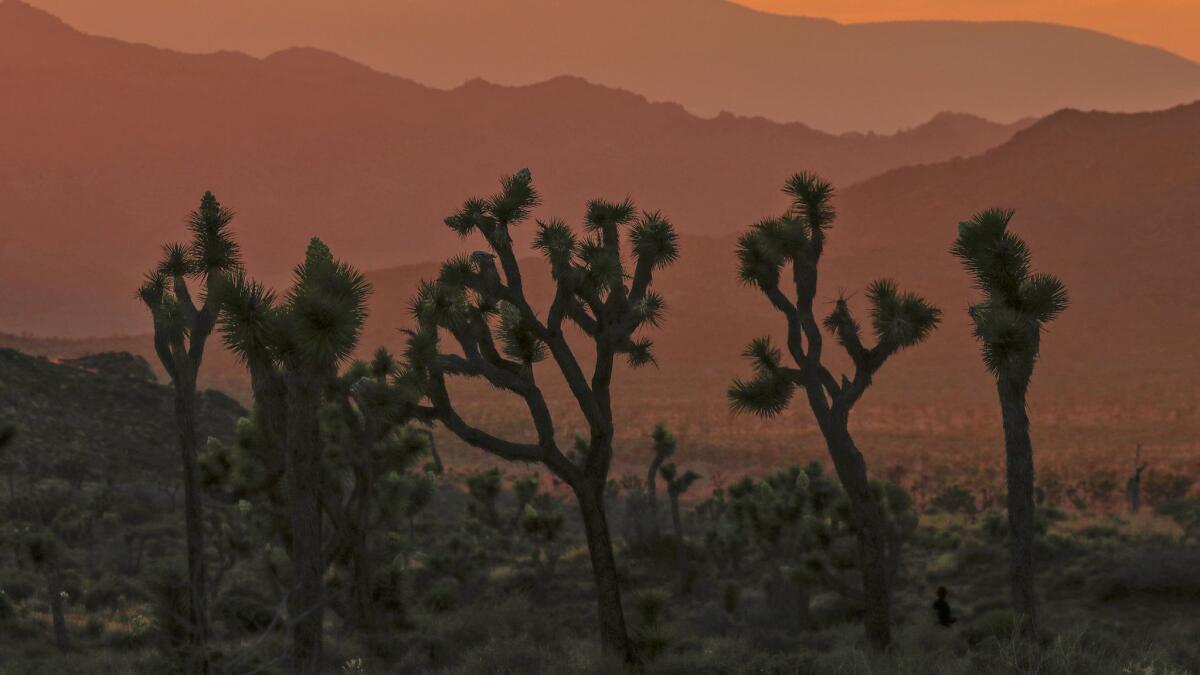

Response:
(736, 0), (1200, 62)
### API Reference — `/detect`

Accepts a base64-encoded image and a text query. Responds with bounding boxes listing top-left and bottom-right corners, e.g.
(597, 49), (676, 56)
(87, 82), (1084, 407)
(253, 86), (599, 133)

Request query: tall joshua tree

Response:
(401, 169), (678, 661)
(952, 209), (1068, 635)
(728, 172), (940, 650)
(212, 238), (370, 674)
(137, 191), (239, 672)
(645, 423), (676, 538)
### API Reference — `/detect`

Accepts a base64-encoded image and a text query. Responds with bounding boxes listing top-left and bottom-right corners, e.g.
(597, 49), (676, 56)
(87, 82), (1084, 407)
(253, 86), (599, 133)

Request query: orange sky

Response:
(735, 0), (1200, 62)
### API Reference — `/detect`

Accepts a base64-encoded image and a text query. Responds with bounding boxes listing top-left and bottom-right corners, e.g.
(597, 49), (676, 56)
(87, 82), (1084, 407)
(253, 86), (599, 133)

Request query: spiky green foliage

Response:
(209, 270), (278, 365)
(866, 279), (943, 351)
(951, 209), (1068, 380)
(187, 191), (241, 275)
(729, 173), (939, 418)
(660, 463), (701, 499)
(650, 424), (676, 464)
(214, 238), (371, 373)
(497, 302), (547, 365)
(728, 338), (794, 418)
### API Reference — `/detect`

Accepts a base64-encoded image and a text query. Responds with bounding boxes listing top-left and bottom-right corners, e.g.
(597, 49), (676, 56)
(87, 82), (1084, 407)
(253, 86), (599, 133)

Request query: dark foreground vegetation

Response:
(0, 171), (1197, 674)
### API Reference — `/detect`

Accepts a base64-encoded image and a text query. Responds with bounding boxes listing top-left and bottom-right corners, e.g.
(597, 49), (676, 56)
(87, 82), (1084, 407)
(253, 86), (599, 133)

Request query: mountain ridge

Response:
(0, 2), (1033, 336)
(14, 0), (1200, 132)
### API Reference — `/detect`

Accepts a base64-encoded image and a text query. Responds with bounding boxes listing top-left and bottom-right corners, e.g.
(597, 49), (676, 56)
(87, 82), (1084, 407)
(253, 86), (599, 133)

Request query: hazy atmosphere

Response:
(0, 1), (1197, 673)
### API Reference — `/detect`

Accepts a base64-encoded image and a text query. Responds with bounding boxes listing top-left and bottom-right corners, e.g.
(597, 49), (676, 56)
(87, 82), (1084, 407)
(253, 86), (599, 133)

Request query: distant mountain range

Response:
(0, 1), (1031, 336)
(18, 0), (1200, 133)
(6, 101), (1199, 421)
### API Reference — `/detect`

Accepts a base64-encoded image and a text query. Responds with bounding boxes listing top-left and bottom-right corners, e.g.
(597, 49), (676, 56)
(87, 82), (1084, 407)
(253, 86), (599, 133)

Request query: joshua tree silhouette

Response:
(729, 172), (940, 650)
(952, 208), (1068, 636)
(399, 168), (679, 662)
(211, 238), (371, 674)
(137, 192), (240, 673)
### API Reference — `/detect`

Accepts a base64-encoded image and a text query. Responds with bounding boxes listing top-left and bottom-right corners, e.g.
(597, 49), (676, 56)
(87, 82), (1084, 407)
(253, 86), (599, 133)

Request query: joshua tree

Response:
(728, 172), (940, 650)
(211, 238), (370, 674)
(137, 191), (240, 671)
(645, 424), (676, 539)
(518, 493), (567, 593)
(658, 462), (700, 590)
(952, 208), (1068, 635)
(1127, 444), (1149, 513)
(400, 169), (678, 661)
(466, 468), (504, 530)
(321, 348), (433, 631)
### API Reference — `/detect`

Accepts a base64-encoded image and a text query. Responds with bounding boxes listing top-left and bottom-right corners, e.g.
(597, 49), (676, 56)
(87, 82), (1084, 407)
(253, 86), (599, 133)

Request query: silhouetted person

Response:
(933, 586), (957, 627)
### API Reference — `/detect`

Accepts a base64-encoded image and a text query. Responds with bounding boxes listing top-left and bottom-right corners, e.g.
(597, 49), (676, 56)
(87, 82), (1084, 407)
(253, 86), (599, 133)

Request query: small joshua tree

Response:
(518, 493), (567, 592)
(211, 238), (370, 675)
(1127, 444), (1149, 513)
(137, 191), (239, 671)
(658, 462), (700, 590)
(321, 348), (433, 631)
(400, 169), (678, 661)
(728, 172), (940, 649)
(466, 468), (503, 531)
(952, 208), (1068, 635)
(645, 424), (677, 538)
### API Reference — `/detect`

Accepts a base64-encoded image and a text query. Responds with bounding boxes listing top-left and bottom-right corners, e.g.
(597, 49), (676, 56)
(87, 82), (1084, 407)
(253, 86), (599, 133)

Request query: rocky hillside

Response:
(0, 348), (245, 478)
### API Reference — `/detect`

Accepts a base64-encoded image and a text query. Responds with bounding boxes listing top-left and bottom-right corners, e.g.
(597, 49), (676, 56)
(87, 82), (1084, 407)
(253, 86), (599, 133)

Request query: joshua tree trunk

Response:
(647, 459), (663, 537)
(819, 415), (892, 651)
(47, 566), (70, 653)
(173, 375), (210, 673)
(286, 372), (325, 675)
(998, 376), (1037, 634)
(349, 483), (375, 631)
(669, 493), (688, 590)
(573, 480), (632, 662)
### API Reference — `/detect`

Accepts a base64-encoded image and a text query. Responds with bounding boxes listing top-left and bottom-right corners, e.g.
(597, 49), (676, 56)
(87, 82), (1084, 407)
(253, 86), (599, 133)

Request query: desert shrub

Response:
(636, 588), (670, 627)
(963, 608), (1019, 646)
(83, 575), (148, 611)
(85, 615), (106, 639)
(0, 568), (41, 602)
(144, 559), (191, 660)
(957, 537), (997, 565)
(1077, 524), (1120, 541)
(926, 551), (960, 578)
(0, 588), (15, 623)
(720, 581), (740, 616)
(978, 509), (1007, 540)
(807, 591), (859, 627)
(931, 484), (978, 518)
(406, 595), (532, 671)
(1099, 548), (1200, 600)
(425, 531), (486, 585)
(370, 557), (407, 621)
(212, 581), (277, 635)
(1144, 471), (1194, 507)
(422, 577), (461, 614)
(445, 633), (559, 675)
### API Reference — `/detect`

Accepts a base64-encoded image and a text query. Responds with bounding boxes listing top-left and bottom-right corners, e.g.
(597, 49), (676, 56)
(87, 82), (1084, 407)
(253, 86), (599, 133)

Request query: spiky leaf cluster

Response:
(212, 238), (371, 371)
(400, 169), (681, 487)
(951, 209), (1068, 379)
(730, 171), (940, 419)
